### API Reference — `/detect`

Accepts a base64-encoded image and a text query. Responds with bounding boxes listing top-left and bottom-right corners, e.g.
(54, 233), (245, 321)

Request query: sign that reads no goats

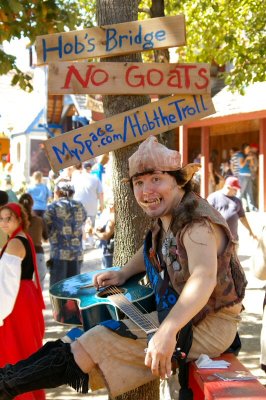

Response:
(48, 61), (211, 95)
(35, 15), (186, 65)
(44, 94), (215, 173)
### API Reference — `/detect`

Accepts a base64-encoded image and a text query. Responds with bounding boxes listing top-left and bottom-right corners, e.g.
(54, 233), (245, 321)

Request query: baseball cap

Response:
(225, 176), (241, 189)
(249, 143), (259, 152)
(55, 179), (75, 194)
(83, 161), (93, 169)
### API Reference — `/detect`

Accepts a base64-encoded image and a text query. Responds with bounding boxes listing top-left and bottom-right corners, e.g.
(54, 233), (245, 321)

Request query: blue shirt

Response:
(237, 152), (251, 175)
(91, 163), (105, 182)
(28, 183), (51, 211)
(44, 198), (87, 260)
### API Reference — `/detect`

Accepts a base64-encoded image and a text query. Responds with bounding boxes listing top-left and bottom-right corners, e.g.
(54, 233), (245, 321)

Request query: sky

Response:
(3, 37), (31, 71)
(0, 38), (46, 135)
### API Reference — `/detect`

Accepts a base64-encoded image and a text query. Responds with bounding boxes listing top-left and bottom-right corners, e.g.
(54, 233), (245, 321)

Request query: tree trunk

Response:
(96, 1), (159, 399)
(151, 0), (169, 64)
(110, 380), (160, 400)
(151, 0), (178, 152)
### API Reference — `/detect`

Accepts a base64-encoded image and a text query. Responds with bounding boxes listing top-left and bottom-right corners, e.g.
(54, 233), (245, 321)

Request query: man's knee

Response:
(71, 340), (95, 373)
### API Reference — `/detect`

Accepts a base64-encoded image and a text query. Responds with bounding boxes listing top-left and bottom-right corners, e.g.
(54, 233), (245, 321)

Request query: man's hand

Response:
(93, 269), (126, 290)
(250, 231), (258, 241)
(144, 328), (177, 379)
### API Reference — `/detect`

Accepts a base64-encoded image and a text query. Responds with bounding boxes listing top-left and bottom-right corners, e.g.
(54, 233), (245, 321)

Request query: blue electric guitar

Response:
(49, 267), (156, 332)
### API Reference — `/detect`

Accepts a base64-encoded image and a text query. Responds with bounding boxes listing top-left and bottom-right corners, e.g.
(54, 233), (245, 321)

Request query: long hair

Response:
(0, 203), (30, 231)
(19, 193), (34, 223)
(130, 169), (200, 231)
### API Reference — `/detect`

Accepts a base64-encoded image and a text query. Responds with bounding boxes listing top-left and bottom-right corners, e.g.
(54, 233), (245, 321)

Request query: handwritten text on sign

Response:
(48, 62), (210, 95)
(35, 15), (186, 65)
(44, 94), (215, 172)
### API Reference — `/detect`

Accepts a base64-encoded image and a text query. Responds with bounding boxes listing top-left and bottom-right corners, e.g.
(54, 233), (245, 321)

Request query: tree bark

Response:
(96, 0), (151, 265)
(150, 0), (178, 152)
(96, 1), (159, 399)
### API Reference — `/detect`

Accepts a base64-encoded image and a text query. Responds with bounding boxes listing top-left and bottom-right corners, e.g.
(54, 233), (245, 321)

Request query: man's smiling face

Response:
(132, 171), (181, 219)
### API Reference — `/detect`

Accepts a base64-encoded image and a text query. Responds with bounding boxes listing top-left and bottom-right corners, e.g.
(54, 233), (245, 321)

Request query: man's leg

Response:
(71, 340), (95, 373)
(0, 340), (89, 400)
(49, 259), (67, 287)
(0, 319), (154, 399)
(261, 304), (266, 372)
(238, 175), (249, 211)
(67, 259), (80, 279)
(104, 254), (113, 268)
(245, 176), (258, 211)
(36, 252), (47, 290)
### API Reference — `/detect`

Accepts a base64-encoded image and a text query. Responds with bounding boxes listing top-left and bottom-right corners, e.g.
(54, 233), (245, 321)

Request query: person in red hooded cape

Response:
(0, 203), (45, 400)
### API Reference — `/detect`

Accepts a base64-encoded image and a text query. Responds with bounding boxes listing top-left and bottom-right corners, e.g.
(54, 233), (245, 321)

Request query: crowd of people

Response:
(193, 142), (259, 212)
(207, 143), (259, 212)
(0, 154), (113, 287)
(0, 139), (265, 400)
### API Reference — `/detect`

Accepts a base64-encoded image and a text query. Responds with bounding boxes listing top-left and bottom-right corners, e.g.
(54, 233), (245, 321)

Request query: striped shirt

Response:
(230, 152), (240, 177)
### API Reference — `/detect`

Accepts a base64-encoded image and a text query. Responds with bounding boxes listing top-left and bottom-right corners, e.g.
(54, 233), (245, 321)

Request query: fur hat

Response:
(124, 136), (201, 185)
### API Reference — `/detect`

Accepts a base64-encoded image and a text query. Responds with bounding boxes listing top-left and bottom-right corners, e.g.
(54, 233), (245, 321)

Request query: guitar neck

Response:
(108, 289), (158, 335)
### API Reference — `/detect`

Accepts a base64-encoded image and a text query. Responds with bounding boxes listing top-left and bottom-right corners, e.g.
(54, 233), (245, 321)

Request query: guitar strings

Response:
(108, 293), (158, 331)
(107, 286), (159, 331)
(107, 285), (156, 327)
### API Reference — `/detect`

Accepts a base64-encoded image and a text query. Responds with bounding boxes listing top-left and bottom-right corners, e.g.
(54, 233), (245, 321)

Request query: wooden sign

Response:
(48, 61), (210, 95)
(87, 95), (104, 113)
(44, 94), (215, 172)
(35, 15), (186, 65)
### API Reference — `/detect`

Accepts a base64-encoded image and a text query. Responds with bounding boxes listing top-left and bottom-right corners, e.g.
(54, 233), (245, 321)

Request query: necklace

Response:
(162, 230), (175, 259)
(162, 230), (181, 272)
(160, 195), (183, 271)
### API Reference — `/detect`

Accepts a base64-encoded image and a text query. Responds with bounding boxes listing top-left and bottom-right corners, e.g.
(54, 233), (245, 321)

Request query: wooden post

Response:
(179, 125), (188, 165)
(200, 127), (210, 199)
(259, 118), (266, 211)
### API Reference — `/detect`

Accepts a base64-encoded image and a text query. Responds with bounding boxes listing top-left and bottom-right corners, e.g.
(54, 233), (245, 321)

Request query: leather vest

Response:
(144, 231), (193, 379)
(147, 191), (247, 326)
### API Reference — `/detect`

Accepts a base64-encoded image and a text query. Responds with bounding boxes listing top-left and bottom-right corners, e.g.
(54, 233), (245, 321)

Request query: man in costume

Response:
(0, 136), (247, 400)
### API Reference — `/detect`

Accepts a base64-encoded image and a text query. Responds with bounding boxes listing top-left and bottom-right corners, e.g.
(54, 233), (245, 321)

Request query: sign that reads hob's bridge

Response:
(48, 61), (211, 95)
(35, 15), (186, 65)
(44, 93), (215, 172)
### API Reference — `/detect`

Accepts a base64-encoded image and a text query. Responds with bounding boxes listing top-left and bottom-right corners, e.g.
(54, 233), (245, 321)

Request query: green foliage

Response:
(0, 0), (85, 90)
(0, 0), (83, 42)
(139, 0), (266, 92)
(177, 0), (266, 92)
(0, 48), (16, 74)
(11, 68), (33, 92)
(77, 0), (97, 26)
(1, 0), (265, 93)
(0, 48), (33, 91)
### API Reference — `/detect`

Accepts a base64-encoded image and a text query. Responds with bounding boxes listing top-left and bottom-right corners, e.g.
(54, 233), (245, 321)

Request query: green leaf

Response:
(8, 0), (24, 13)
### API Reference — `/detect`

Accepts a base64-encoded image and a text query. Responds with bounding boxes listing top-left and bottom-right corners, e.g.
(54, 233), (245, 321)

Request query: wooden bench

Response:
(189, 353), (266, 399)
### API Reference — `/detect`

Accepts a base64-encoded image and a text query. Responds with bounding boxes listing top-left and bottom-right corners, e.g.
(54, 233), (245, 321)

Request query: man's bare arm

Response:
(145, 222), (218, 379)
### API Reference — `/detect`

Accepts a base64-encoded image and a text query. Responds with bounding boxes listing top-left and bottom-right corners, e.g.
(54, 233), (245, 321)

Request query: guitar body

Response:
(49, 267), (155, 331)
